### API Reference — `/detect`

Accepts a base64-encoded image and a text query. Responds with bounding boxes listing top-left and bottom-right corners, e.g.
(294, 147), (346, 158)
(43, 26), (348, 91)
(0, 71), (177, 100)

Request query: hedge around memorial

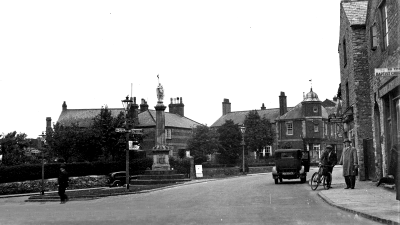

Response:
(0, 158), (153, 184)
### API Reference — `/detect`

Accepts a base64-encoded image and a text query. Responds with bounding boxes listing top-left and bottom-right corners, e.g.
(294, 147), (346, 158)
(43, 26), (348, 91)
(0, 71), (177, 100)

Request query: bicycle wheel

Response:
(310, 172), (319, 190)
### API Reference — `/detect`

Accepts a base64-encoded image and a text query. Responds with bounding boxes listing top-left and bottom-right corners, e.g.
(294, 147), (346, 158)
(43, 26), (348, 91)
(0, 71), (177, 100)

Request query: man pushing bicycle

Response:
(317, 145), (337, 187)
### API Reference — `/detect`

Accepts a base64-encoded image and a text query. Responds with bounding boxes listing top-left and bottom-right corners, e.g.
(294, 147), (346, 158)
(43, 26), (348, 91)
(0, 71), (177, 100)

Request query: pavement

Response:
(0, 166), (398, 224)
(311, 165), (400, 225)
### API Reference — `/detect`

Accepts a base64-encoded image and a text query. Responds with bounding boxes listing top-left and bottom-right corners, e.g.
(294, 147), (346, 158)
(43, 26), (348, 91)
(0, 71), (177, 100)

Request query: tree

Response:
(91, 106), (126, 161)
(186, 125), (219, 164)
(47, 123), (81, 163)
(0, 131), (31, 166)
(217, 120), (242, 164)
(243, 110), (275, 157)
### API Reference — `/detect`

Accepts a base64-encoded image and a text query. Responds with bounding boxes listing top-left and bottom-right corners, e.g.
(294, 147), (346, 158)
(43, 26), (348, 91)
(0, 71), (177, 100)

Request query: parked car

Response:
(272, 149), (310, 184)
(106, 171), (137, 187)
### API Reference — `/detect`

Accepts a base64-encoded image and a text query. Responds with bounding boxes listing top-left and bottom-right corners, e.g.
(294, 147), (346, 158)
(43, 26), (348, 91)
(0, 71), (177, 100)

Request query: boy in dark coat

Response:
(58, 164), (69, 204)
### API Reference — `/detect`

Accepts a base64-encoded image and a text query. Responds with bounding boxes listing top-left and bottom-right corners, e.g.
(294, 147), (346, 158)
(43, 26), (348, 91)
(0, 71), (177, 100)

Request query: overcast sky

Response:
(0, 1), (341, 138)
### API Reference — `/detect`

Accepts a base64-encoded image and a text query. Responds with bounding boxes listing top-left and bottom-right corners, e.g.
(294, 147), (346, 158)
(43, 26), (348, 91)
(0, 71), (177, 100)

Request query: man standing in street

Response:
(57, 164), (69, 204)
(339, 139), (358, 189)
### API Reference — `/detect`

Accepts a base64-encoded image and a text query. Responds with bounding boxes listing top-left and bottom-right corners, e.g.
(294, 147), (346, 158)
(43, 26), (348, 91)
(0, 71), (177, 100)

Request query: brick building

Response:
(365, 0), (399, 195)
(211, 97), (293, 158)
(56, 97), (202, 158)
(211, 91), (341, 162)
(275, 89), (343, 163)
(338, 0), (373, 181)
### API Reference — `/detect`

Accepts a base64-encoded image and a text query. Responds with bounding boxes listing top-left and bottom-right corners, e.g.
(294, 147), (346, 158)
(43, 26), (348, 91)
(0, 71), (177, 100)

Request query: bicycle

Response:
(310, 164), (332, 190)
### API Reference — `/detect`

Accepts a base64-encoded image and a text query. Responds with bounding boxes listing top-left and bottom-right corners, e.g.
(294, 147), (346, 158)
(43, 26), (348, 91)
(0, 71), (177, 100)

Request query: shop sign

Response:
(375, 68), (400, 76)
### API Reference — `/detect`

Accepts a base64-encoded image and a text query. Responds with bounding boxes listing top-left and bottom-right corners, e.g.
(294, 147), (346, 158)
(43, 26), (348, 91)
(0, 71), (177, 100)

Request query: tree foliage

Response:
(217, 120), (242, 164)
(243, 110), (275, 153)
(186, 125), (219, 164)
(91, 107), (126, 161)
(48, 106), (127, 163)
(0, 131), (31, 166)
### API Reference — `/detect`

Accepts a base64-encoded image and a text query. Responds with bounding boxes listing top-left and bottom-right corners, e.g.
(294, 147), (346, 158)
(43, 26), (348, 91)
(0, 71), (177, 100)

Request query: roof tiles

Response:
(57, 108), (202, 129)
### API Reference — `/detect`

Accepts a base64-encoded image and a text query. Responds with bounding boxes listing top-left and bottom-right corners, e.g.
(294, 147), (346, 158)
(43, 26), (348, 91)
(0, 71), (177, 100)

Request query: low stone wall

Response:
(0, 175), (108, 195)
(202, 167), (241, 178)
(248, 166), (273, 174)
(200, 166), (273, 178)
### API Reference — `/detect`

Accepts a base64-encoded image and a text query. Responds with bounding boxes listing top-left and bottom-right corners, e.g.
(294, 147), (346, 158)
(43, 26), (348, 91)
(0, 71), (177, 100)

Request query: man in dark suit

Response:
(57, 164), (69, 204)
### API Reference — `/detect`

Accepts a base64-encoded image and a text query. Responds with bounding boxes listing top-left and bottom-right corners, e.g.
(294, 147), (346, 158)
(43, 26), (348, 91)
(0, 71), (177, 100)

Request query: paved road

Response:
(0, 173), (380, 225)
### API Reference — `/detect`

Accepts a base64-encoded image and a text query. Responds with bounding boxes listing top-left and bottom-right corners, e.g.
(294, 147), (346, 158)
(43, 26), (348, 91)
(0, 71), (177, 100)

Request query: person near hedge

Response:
(339, 139), (358, 189)
(57, 164), (69, 204)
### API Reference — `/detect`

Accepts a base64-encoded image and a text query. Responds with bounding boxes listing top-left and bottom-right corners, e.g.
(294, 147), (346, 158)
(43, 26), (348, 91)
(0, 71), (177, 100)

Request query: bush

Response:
(0, 158), (154, 184)
(169, 157), (191, 175)
(201, 163), (236, 168)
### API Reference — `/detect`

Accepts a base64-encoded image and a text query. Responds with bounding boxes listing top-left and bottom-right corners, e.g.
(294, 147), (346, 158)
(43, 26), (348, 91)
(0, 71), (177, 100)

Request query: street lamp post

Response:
(240, 125), (246, 175)
(122, 96), (133, 190)
(39, 131), (46, 195)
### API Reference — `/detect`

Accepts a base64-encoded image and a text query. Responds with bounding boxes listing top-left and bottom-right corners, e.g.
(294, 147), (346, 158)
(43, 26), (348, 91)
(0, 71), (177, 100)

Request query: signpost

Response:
(375, 68), (400, 76)
(130, 129), (143, 135)
(116, 128), (143, 135)
(329, 117), (342, 123)
(129, 141), (141, 150)
(115, 128), (126, 133)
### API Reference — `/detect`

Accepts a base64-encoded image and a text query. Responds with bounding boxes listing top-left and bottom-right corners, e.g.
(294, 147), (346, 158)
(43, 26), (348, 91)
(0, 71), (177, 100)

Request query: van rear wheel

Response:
(274, 178), (278, 184)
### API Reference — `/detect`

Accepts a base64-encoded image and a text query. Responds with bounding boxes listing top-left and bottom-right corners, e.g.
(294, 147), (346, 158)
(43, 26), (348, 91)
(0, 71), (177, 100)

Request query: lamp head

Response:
(121, 96), (133, 112)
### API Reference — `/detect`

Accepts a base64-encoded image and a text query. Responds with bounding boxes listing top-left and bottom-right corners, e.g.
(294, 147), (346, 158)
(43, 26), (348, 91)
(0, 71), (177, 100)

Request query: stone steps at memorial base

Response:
(137, 174), (187, 180)
(131, 179), (191, 185)
(144, 170), (177, 175)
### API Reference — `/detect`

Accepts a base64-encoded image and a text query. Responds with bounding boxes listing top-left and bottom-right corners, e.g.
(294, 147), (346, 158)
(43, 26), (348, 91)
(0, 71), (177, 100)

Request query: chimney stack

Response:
(169, 97), (184, 117)
(222, 99), (231, 116)
(261, 103), (266, 110)
(279, 92), (287, 116)
(62, 101), (67, 111)
(46, 117), (52, 133)
(130, 97), (139, 126)
(140, 98), (149, 112)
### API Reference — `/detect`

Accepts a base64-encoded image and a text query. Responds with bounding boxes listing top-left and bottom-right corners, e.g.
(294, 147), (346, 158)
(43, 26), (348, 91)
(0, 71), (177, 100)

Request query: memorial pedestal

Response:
(152, 145), (171, 171)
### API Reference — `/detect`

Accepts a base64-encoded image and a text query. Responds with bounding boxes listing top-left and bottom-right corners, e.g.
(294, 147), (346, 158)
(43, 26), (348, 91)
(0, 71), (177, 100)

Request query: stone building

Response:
(56, 97), (202, 158)
(365, 0), (400, 193)
(338, 0), (373, 181)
